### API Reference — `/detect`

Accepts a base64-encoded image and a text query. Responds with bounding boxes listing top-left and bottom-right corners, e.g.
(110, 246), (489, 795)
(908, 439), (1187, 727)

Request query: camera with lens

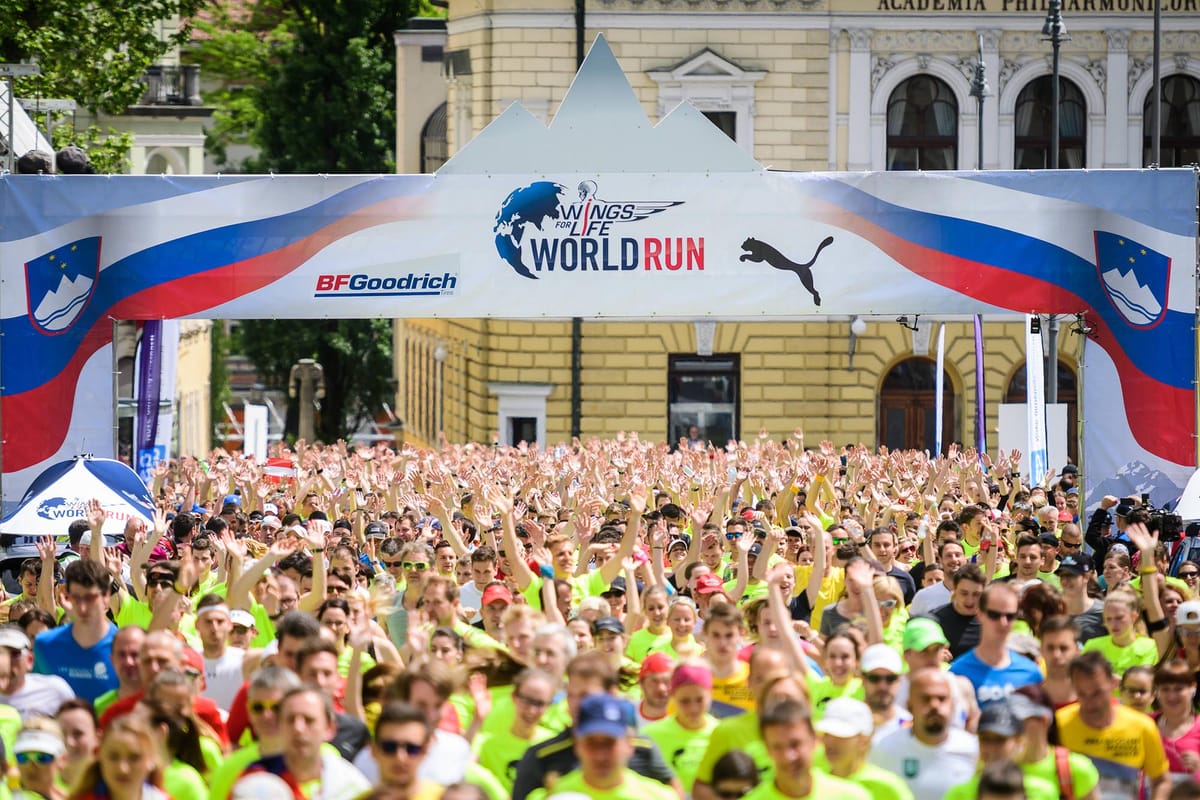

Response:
(1133, 493), (1184, 542)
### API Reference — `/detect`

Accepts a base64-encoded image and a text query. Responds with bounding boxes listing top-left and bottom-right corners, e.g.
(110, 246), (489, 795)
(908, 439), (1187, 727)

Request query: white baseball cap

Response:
(229, 609), (256, 628)
(860, 643), (902, 675)
(13, 729), (65, 758)
(814, 697), (875, 738)
(0, 627), (31, 652)
(262, 503), (279, 516)
(1178, 600), (1200, 626)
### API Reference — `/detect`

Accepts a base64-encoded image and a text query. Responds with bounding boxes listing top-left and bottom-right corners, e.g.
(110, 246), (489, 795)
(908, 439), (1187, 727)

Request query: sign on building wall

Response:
(0, 36), (1194, 509)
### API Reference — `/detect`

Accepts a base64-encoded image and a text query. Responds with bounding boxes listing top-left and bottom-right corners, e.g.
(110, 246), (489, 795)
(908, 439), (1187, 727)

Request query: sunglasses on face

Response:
(985, 609), (1017, 623)
(879, 599), (898, 610)
(15, 753), (54, 766)
(714, 789), (750, 800)
(378, 739), (425, 757)
(403, 562), (429, 572)
(725, 532), (743, 541)
(1181, 571), (1200, 579)
(147, 576), (174, 590)
(382, 560), (405, 569)
(865, 673), (900, 684)
(1060, 540), (1082, 550)
(249, 700), (280, 715)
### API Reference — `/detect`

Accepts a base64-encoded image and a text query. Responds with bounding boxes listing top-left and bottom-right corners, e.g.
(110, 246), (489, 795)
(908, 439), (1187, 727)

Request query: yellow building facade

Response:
(393, 0), (1198, 453)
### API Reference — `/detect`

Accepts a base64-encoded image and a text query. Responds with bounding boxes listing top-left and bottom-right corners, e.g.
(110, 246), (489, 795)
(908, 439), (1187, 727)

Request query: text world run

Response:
(878, 0), (1194, 9)
(526, 237), (704, 272)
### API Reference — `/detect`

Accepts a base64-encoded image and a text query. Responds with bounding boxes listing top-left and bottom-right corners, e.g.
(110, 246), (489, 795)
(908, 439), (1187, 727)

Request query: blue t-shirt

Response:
(33, 622), (118, 702)
(949, 648), (1043, 707)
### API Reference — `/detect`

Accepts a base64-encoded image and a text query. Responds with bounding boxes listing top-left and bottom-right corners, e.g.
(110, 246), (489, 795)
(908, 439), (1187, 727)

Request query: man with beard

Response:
(869, 667), (979, 798)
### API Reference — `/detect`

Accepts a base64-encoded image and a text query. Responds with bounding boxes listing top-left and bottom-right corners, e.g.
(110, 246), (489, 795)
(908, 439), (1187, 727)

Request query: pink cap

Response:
(671, 662), (713, 693)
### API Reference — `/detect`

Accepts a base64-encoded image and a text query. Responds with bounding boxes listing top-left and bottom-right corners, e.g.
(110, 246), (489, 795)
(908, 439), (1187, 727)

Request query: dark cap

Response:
(576, 694), (629, 738)
(365, 521), (389, 538)
(592, 616), (625, 636)
(603, 577), (627, 596)
(1008, 692), (1052, 722)
(977, 703), (1023, 737)
(1056, 554), (1094, 576)
(1038, 532), (1060, 548)
(16, 150), (54, 174)
(1061, 464), (1079, 476)
(55, 145), (93, 174)
(748, 542), (763, 558)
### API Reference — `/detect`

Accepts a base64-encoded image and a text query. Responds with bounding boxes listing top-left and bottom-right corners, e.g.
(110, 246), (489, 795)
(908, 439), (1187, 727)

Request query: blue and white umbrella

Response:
(0, 455), (154, 538)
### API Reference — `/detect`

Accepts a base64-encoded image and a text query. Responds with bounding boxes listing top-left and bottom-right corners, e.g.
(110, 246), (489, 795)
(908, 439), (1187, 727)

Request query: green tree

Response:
(236, 319), (394, 443)
(252, 0), (411, 173)
(211, 0), (411, 441)
(0, 0), (205, 114)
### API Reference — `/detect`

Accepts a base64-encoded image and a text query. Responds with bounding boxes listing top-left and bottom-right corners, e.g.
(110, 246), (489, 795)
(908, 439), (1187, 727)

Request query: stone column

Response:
(1105, 29), (1130, 167)
(847, 28), (873, 171)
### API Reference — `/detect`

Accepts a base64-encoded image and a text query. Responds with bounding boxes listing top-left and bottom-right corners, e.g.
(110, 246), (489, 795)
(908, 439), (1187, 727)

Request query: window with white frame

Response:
(488, 382), (553, 446)
(647, 49), (766, 155)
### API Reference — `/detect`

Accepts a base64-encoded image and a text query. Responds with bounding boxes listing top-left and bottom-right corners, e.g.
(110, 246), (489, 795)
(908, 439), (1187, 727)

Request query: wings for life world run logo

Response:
(493, 181), (698, 279)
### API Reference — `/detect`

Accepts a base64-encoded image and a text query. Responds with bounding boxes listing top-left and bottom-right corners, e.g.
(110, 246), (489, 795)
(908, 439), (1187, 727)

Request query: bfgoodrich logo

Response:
(493, 181), (699, 279)
(314, 272), (457, 297)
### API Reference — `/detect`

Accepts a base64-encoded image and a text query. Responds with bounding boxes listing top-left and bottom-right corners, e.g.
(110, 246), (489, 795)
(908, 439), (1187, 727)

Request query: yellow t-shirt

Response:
(710, 660), (754, 717)
(641, 714), (718, 791)
(1056, 702), (1169, 798)
(794, 565), (844, 633)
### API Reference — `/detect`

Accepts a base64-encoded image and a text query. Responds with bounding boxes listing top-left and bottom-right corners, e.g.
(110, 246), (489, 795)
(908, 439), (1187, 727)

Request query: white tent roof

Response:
(0, 456), (154, 537)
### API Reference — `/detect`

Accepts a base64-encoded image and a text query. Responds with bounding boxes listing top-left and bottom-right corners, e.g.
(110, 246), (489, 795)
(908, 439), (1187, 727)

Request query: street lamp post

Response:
(969, 35), (989, 171)
(1042, 0), (1069, 170)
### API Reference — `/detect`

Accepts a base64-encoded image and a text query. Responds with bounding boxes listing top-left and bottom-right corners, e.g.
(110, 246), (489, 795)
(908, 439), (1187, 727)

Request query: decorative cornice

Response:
(1105, 29), (1130, 53)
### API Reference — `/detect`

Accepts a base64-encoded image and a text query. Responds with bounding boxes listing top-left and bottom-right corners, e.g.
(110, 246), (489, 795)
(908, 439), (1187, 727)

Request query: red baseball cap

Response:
(481, 584), (514, 606)
(694, 574), (724, 595)
(639, 651), (675, 679)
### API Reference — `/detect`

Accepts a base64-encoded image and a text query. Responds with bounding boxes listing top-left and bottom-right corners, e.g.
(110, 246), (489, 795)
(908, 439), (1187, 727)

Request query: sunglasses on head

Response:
(377, 739), (425, 757)
(984, 609), (1017, 623)
(15, 753), (54, 766)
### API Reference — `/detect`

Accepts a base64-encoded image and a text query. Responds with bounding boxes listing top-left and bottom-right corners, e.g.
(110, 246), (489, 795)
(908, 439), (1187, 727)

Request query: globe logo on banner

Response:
(1095, 231), (1171, 329)
(492, 180), (688, 280)
(24, 236), (101, 335)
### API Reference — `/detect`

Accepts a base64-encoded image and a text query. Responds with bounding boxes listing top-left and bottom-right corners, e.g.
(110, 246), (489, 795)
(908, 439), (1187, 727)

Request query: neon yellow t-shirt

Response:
(743, 771), (871, 800)
(943, 772), (1058, 800)
(163, 760), (207, 800)
(1021, 749), (1100, 799)
(626, 627), (672, 662)
(641, 714), (718, 791)
(696, 711), (771, 784)
(541, 768), (677, 800)
(473, 727), (553, 792)
(794, 565), (844, 633)
(1080, 634), (1158, 677)
(845, 763), (914, 800)
(807, 675), (864, 721)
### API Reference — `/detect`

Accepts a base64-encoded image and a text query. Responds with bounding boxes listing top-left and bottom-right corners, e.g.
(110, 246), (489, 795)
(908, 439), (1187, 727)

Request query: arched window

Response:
(1014, 76), (1086, 169)
(886, 76), (958, 171)
(878, 357), (956, 453)
(1144, 75), (1200, 167)
(421, 102), (448, 174)
(1004, 359), (1078, 464)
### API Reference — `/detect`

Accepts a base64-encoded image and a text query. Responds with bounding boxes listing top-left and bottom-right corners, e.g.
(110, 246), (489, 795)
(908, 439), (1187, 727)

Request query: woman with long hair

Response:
(68, 716), (168, 800)
(470, 668), (557, 793)
(1154, 659), (1200, 781)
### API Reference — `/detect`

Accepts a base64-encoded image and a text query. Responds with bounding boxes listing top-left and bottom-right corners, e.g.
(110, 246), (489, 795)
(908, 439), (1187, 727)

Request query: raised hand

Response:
(36, 535), (57, 564)
(87, 499), (106, 531)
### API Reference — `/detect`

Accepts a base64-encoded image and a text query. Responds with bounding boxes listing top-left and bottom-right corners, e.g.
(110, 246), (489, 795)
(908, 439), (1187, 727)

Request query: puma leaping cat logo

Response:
(739, 236), (835, 306)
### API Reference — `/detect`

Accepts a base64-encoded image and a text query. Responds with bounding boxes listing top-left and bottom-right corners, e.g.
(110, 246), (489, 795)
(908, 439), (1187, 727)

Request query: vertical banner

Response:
(135, 321), (162, 456)
(935, 324), (946, 455)
(973, 314), (986, 454)
(155, 321), (179, 462)
(1025, 315), (1048, 482)
(244, 404), (269, 460)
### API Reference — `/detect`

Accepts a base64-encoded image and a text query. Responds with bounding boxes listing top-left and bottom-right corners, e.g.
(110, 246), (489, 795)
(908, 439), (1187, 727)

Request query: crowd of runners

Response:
(2, 434), (1197, 800)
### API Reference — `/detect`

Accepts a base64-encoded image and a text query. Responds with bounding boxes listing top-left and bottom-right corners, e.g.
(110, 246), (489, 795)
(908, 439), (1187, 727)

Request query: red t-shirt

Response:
(100, 690), (229, 746)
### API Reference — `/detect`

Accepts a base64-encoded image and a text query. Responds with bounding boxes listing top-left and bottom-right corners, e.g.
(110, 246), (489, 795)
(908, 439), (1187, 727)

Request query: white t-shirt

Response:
(868, 726), (978, 798)
(202, 648), (245, 711)
(460, 581), (484, 623)
(0, 673), (74, 720)
(908, 582), (951, 617)
(354, 728), (471, 784)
